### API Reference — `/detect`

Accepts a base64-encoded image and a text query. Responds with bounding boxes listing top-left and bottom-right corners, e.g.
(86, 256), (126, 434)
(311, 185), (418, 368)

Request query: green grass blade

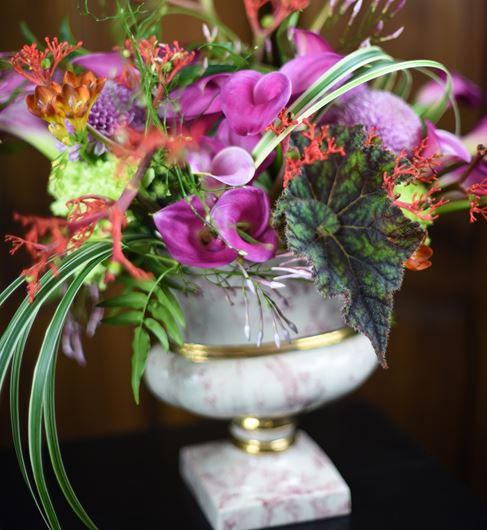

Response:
(253, 57), (453, 168)
(0, 276), (25, 308)
(40, 255), (111, 530)
(0, 242), (112, 392)
(10, 320), (50, 528)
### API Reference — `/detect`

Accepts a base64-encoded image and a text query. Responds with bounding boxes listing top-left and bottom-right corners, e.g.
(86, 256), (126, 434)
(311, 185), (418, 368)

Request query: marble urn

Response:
(144, 279), (377, 530)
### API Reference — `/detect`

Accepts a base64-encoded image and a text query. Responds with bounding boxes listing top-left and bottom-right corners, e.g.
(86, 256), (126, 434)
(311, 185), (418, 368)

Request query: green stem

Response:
(310, 1), (332, 32)
(436, 196), (487, 216)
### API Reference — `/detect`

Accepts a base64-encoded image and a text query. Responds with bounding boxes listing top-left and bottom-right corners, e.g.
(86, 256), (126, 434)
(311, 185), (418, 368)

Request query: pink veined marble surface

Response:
(180, 431), (351, 530)
(145, 332), (376, 419)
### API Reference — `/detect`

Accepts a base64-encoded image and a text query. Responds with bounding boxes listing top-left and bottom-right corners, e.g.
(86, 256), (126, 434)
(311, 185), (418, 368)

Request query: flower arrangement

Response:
(0, 0), (486, 527)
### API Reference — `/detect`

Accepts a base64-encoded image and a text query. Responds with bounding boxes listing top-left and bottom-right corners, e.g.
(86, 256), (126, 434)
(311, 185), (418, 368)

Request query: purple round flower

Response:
(324, 88), (423, 154)
(88, 80), (145, 149)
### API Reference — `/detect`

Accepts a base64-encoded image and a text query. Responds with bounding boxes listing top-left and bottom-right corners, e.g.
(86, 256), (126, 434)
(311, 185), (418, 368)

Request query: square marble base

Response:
(180, 430), (351, 530)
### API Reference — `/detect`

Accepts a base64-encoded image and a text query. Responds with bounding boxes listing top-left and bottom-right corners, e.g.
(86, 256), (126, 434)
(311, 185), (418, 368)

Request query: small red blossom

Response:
(265, 107), (298, 135)
(10, 37), (82, 86)
(467, 177), (487, 223)
(404, 243), (433, 271)
(5, 214), (69, 302)
(383, 140), (446, 222)
(123, 37), (195, 106)
(244, 0), (310, 36)
(364, 126), (379, 147)
(283, 119), (346, 187)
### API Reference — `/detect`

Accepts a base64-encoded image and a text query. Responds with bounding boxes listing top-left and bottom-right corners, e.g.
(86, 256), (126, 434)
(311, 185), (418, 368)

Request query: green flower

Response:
(48, 155), (135, 216)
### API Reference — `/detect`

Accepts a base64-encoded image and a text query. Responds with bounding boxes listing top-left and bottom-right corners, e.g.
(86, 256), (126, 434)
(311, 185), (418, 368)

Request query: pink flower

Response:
(212, 187), (278, 263)
(220, 70), (292, 135)
(153, 195), (237, 268)
(154, 188), (278, 267)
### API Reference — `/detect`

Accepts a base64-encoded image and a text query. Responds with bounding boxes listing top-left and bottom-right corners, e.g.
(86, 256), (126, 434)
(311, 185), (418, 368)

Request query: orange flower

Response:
(404, 244), (433, 271)
(26, 71), (105, 142)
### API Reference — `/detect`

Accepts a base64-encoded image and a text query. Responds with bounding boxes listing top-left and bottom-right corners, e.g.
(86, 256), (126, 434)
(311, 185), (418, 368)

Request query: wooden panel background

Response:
(1, 0), (486, 500)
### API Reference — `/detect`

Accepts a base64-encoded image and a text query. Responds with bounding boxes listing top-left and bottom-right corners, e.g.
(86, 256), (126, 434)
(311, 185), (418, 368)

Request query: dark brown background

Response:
(1, 0), (486, 502)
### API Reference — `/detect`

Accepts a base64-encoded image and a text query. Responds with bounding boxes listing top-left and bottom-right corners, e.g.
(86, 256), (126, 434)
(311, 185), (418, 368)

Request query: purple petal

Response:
(280, 52), (342, 97)
(462, 115), (487, 154)
(211, 187), (278, 263)
(214, 119), (275, 176)
(215, 119), (260, 152)
(221, 71), (292, 136)
(424, 121), (471, 163)
(72, 52), (127, 79)
(0, 70), (26, 104)
(416, 71), (483, 109)
(154, 195), (237, 268)
(208, 146), (255, 186)
(288, 28), (335, 56)
(164, 73), (230, 120)
(0, 95), (58, 159)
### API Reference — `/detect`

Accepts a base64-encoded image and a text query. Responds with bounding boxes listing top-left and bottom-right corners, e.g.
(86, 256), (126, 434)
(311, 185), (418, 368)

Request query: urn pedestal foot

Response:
(180, 430), (351, 530)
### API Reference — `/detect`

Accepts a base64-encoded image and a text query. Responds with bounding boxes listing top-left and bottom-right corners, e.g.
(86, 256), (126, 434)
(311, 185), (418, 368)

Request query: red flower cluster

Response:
(244, 0), (310, 36)
(265, 107), (298, 136)
(10, 37), (82, 86)
(467, 177), (487, 223)
(384, 141), (446, 223)
(283, 119), (346, 187)
(123, 37), (195, 105)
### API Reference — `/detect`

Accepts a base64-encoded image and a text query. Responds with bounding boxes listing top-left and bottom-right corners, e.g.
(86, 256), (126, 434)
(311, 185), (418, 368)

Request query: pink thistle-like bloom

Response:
(324, 88), (423, 154)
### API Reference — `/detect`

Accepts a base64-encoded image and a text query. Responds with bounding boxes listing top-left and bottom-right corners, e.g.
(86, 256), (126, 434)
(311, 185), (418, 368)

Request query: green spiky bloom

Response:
(48, 156), (135, 216)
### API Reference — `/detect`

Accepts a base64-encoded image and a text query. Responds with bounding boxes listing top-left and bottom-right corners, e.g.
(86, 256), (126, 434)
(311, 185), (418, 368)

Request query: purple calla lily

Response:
(462, 115), (487, 154)
(416, 71), (483, 109)
(188, 143), (255, 188)
(154, 195), (237, 268)
(0, 94), (58, 159)
(212, 187), (278, 263)
(289, 28), (335, 56)
(72, 52), (127, 79)
(280, 51), (342, 97)
(220, 70), (292, 135)
(207, 146), (255, 186)
(424, 121), (471, 163)
(163, 73), (230, 120)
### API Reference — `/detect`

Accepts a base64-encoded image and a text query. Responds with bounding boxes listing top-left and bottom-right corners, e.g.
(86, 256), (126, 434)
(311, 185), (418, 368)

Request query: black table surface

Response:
(1, 398), (487, 530)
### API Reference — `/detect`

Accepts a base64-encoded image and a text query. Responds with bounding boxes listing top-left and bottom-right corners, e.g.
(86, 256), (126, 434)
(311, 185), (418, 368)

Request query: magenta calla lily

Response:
(154, 187), (277, 267)
(207, 146), (255, 186)
(72, 52), (127, 79)
(280, 52), (342, 97)
(289, 28), (335, 56)
(462, 115), (487, 154)
(424, 121), (471, 163)
(0, 94), (58, 159)
(212, 187), (278, 263)
(416, 71), (483, 109)
(154, 195), (237, 268)
(220, 70), (292, 135)
(164, 73), (230, 120)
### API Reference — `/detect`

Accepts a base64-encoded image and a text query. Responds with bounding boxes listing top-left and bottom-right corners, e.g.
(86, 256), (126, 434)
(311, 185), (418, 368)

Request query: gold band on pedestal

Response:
(230, 417), (297, 454)
(175, 327), (356, 363)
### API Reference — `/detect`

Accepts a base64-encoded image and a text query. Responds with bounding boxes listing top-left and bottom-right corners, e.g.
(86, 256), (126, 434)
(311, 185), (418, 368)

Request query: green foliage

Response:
(275, 125), (424, 364)
(101, 275), (185, 403)
(0, 241), (115, 528)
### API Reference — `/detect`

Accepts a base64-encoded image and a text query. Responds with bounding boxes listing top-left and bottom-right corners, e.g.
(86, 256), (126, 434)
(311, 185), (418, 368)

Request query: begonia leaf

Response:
(275, 125), (424, 364)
